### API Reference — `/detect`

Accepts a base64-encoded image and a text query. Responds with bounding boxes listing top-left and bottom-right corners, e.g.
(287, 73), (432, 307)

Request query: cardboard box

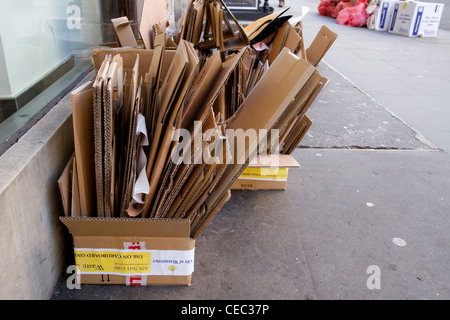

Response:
(231, 154), (301, 190)
(389, 1), (445, 37)
(60, 217), (195, 286)
(367, 0), (396, 31)
(58, 155), (196, 286)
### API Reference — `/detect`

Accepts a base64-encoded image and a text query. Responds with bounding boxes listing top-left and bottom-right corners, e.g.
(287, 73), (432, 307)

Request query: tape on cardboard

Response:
(74, 248), (195, 277)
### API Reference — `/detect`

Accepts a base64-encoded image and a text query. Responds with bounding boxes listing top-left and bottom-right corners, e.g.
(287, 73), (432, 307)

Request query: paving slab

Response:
(301, 64), (435, 150)
(52, 147), (450, 300)
(290, 148), (450, 300)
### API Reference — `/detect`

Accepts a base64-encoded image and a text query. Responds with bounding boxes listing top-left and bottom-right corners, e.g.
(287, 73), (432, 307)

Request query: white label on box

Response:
(74, 247), (195, 277)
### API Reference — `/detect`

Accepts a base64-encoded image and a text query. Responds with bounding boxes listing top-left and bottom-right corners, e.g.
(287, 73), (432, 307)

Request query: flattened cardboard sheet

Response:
(306, 25), (337, 67)
(71, 81), (96, 217)
(282, 115), (312, 155)
(103, 55), (124, 218)
(93, 56), (112, 217)
(58, 155), (75, 217)
(111, 17), (138, 48)
(198, 49), (317, 237)
(140, 0), (168, 49)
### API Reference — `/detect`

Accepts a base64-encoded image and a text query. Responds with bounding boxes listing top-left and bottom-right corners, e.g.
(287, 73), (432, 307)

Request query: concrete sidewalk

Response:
(52, 1), (450, 300)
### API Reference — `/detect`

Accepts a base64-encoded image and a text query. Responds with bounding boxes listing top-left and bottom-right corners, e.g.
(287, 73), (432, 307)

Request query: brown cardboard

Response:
(198, 48), (248, 124)
(92, 48), (176, 84)
(268, 22), (302, 66)
(71, 157), (82, 217)
(140, 40), (192, 218)
(147, 40), (200, 218)
(71, 81), (96, 217)
(148, 50), (245, 223)
(306, 25), (337, 67)
(282, 115), (312, 155)
(267, 23), (289, 65)
(192, 189), (230, 239)
(58, 155), (74, 217)
(225, 49), (315, 161)
(269, 72), (324, 154)
(157, 107), (220, 221)
(247, 154), (301, 168)
(144, 48), (163, 139)
(111, 17), (139, 48)
(59, 154), (197, 286)
(121, 56), (141, 217)
(153, 106), (216, 218)
(93, 56), (111, 217)
(181, 0), (205, 46)
(180, 51), (222, 129)
(294, 21), (307, 60)
(278, 76), (328, 154)
(156, 46), (247, 222)
(139, 0), (168, 49)
(193, 49), (317, 237)
(60, 217), (195, 286)
(198, 0), (249, 50)
(284, 24), (302, 56)
(99, 39), (145, 49)
(244, 56), (263, 97)
(218, 0), (249, 45)
(174, 121), (225, 223)
(103, 55), (124, 218)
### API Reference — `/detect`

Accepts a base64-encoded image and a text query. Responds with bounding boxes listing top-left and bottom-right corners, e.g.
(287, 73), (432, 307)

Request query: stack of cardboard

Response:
(59, 1), (337, 286)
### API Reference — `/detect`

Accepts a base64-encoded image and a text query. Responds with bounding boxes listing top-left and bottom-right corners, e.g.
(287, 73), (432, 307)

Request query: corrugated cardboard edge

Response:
(60, 217), (191, 237)
(248, 154), (300, 168)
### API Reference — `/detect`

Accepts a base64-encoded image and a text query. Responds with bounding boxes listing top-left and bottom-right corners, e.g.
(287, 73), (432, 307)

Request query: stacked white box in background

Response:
(367, 0), (397, 31)
(388, 1), (445, 37)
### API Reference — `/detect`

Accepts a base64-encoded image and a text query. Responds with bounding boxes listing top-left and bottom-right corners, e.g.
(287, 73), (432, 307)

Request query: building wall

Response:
(0, 85), (75, 299)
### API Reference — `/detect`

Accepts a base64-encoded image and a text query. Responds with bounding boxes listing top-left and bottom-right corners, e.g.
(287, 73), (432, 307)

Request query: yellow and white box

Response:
(231, 155), (300, 190)
(61, 218), (196, 286)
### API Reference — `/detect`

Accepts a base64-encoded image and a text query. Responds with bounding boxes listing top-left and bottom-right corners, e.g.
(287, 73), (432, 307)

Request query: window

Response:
(0, 0), (141, 155)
